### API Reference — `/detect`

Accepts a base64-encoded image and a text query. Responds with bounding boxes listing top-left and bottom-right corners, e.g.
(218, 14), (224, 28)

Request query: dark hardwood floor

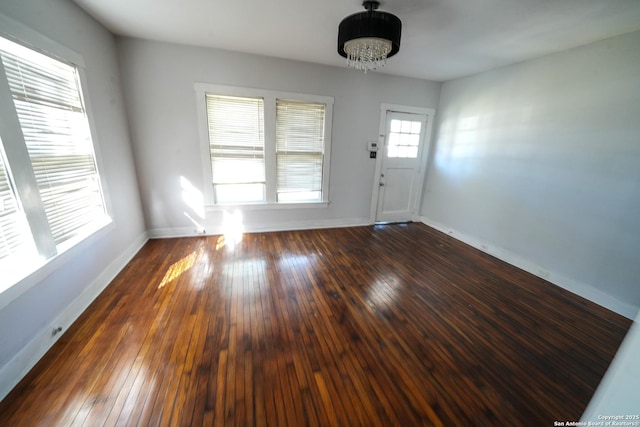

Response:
(0, 223), (631, 426)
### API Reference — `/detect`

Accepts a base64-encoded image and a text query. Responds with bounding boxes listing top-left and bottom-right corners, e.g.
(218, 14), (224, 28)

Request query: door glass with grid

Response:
(387, 119), (421, 158)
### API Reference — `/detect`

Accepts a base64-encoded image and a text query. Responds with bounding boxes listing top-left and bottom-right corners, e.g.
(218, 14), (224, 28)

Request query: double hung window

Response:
(206, 95), (266, 204)
(275, 100), (326, 203)
(197, 84), (333, 206)
(0, 35), (109, 291)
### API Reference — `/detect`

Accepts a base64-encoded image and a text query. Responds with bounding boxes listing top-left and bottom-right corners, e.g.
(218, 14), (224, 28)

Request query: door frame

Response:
(369, 103), (435, 224)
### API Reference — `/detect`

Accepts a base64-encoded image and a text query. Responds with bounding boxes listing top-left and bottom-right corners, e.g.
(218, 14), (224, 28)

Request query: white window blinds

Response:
(0, 37), (107, 251)
(206, 94), (266, 203)
(275, 100), (325, 202)
(0, 148), (33, 261)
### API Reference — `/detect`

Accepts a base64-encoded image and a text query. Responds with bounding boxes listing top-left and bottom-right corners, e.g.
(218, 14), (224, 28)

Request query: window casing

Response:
(0, 34), (110, 293)
(196, 83), (333, 207)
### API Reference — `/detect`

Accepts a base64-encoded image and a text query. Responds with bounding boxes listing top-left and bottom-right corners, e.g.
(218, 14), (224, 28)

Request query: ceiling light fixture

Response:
(337, 0), (402, 73)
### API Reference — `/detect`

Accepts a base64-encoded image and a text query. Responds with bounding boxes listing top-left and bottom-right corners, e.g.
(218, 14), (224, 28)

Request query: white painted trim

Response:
(0, 231), (149, 402)
(419, 216), (638, 319)
(205, 201), (330, 212)
(0, 13), (84, 68)
(369, 121), (385, 223)
(194, 84), (216, 206)
(148, 217), (371, 239)
(0, 221), (114, 311)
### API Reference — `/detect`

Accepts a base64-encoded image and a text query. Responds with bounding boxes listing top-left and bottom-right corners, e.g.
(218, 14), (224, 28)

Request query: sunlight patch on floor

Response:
(158, 250), (199, 289)
(215, 210), (244, 250)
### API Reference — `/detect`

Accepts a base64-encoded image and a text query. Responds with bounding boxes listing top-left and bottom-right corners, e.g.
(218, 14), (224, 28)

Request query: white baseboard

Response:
(148, 217), (372, 239)
(0, 231), (148, 402)
(419, 216), (638, 320)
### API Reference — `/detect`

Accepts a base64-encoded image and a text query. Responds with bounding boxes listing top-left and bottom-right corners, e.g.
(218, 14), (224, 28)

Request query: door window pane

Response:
(387, 119), (421, 159)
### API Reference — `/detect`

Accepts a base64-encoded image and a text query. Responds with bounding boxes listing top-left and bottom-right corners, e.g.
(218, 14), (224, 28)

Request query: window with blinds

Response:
(206, 94), (266, 204)
(276, 100), (325, 202)
(198, 83), (332, 206)
(0, 35), (109, 289)
(1, 39), (106, 247)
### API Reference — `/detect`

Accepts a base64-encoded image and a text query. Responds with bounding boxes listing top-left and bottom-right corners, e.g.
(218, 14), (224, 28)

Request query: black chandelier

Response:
(337, 0), (402, 73)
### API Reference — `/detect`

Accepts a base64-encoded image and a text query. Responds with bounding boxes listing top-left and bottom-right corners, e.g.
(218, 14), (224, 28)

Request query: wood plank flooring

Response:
(0, 223), (631, 426)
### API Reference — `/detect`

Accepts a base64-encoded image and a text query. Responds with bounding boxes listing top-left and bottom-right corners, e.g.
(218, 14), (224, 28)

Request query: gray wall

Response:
(0, 0), (146, 398)
(422, 30), (640, 317)
(116, 38), (441, 237)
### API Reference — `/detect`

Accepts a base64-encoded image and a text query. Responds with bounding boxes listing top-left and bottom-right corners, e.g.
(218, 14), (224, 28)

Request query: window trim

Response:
(0, 14), (113, 308)
(194, 83), (333, 209)
(0, 14), (85, 68)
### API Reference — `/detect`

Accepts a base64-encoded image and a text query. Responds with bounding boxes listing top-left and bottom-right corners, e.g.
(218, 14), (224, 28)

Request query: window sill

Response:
(0, 217), (113, 311)
(205, 201), (330, 212)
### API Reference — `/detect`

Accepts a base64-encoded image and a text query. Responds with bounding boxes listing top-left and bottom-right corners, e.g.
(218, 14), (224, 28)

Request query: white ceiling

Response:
(71, 0), (640, 82)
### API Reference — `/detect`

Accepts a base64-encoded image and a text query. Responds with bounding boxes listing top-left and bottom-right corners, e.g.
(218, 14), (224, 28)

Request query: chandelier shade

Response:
(337, 1), (402, 72)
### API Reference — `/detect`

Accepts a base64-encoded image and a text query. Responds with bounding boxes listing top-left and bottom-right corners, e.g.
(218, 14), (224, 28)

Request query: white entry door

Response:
(373, 110), (431, 223)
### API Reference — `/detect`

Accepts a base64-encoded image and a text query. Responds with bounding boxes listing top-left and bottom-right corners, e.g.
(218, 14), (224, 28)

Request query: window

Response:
(197, 84), (333, 206)
(387, 118), (421, 158)
(0, 35), (109, 291)
(276, 100), (325, 202)
(206, 95), (266, 204)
